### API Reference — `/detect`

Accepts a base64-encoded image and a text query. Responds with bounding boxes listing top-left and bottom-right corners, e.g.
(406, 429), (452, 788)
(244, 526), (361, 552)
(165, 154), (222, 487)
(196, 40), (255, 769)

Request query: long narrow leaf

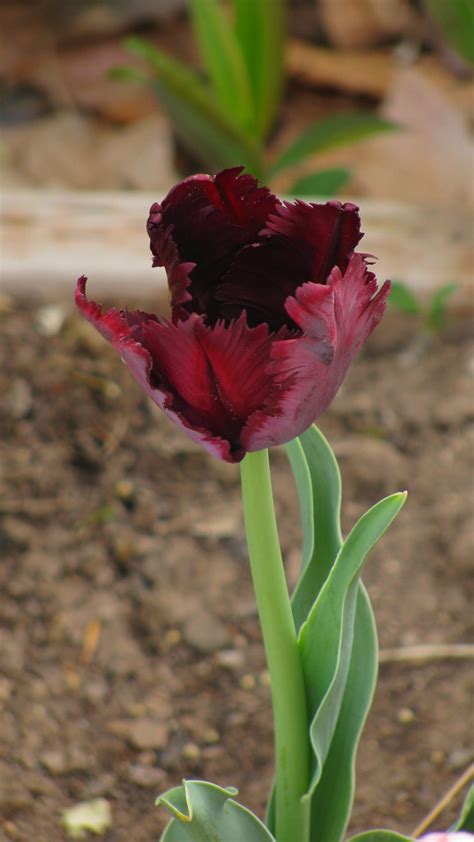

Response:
(270, 113), (398, 176)
(307, 584), (378, 842)
(124, 36), (259, 173)
(299, 492), (407, 797)
(233, 0), (285, 139)
(189, 0), (253, 130)
(286, 424), (342, 633)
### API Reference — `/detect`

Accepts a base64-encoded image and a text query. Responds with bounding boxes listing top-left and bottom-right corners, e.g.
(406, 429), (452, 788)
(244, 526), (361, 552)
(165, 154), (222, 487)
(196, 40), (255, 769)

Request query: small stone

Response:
(216, 649), (244, 670)
(115, 479), (135, 501)
(127, 719), (169, 751)
(128, 765), (165, 788)
(40, 750), (67, 775)
(397, 707), (415, 724)
(240, 674), (256, 690)
(203, 728), (219, 744)
(182, 742), (200, 761)
(164, 628), (182, 647)
(448, 747), (473, 770)
(35, 304), (66, 336)
(183, 613), (231, 654)
(430, 750), (445, 766)
(7, 379), (33, 420)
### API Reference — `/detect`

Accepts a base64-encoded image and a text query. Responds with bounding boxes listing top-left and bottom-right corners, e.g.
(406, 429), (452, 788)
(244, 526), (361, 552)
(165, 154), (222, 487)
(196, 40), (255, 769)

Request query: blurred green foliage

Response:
(389, 280), (458, 332)
(111, 0), (396, 194)
(426, 0), (474, 65)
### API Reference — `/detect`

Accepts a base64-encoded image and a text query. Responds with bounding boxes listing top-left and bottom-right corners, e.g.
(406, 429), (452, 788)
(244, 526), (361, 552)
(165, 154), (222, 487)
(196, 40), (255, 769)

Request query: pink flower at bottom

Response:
(76, 167), (390, 462)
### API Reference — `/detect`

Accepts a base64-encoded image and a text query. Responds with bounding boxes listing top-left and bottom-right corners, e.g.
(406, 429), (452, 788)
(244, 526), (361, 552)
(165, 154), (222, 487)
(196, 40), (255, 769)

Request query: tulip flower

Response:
(76, 167), (389, 463)
(75, 168), (408, 842)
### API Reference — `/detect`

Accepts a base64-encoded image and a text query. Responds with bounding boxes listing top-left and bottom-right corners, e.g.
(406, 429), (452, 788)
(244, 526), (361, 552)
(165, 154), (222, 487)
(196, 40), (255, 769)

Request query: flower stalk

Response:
(240, 449), (310, 842)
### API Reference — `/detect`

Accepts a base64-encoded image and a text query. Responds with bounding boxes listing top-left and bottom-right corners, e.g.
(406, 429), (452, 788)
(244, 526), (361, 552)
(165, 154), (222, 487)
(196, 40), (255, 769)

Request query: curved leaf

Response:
(189, 0), (253, 130)
(157, 780), (276, 842)
(286, 424), (343, 633)
(270, 113), (398, 176)
(307, 583), (378, 842)
(299, 492), (407, 798)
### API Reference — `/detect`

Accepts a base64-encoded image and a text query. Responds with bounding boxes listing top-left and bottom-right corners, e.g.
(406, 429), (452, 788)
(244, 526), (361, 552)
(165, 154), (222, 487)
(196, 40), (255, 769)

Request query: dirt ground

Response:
(0, 299), (472, 842)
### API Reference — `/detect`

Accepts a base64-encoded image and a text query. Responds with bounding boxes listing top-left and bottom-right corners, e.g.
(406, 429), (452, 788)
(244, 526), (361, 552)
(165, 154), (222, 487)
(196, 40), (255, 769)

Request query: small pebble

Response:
(397, 707), (415, 724)
(240, 674), (256, 690)
(182, 742), (201, 761)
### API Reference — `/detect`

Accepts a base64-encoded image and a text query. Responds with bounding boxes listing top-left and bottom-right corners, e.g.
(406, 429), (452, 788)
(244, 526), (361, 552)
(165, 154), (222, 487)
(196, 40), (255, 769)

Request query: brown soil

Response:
(0, 300), (473, 842)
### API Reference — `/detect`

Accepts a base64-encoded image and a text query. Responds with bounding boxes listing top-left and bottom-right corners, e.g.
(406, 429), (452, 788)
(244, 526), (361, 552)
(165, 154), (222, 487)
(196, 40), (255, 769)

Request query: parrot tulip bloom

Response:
(76, 167), (390, 463)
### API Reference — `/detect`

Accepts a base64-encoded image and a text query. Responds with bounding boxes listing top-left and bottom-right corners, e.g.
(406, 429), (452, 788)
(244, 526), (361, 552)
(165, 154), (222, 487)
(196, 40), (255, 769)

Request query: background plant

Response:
(112, 0), (396, 195)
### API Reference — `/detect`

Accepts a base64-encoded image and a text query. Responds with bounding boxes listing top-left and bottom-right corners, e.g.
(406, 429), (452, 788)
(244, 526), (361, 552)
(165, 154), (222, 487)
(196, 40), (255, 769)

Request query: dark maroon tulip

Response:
(76, 167), (390, 463)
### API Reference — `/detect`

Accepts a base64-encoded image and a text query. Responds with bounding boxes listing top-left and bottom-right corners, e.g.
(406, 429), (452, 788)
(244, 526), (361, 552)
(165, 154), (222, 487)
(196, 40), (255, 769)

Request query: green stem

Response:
(240, 449), (310, 842)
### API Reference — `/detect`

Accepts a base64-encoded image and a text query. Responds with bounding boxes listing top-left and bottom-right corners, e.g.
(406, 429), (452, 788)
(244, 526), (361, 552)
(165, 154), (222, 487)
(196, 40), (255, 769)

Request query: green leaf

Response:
(348, 832), (414, 842)
(233, 0), (285, 139)
(157, 780), (276, 841)
(189, 0), (253, 131)
(425, 0), (474, 65)
(389, 281), (422, 316)
(427, 281), (458, 332)
(454, 783), (474, 831)
(270, 113), (398, 176)
(285, 424), (342, 634)
(124, 36), (260, 173)
(108, 65), (149, 84)
(299, 492), (407, 798)
(279, 428), (405, 841)
(306, 583), (378, 842)
(289, 167), (351, 197)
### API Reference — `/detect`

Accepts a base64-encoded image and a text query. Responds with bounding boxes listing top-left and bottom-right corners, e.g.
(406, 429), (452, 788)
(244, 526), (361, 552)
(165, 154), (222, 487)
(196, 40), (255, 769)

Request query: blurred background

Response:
(0, 2), (473, 842)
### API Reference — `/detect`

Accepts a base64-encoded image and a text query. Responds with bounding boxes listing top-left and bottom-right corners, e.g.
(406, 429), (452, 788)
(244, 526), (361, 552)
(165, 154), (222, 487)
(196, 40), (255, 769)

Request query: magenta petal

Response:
(243, 255), (390, 451)
(263, 200), (362, 283)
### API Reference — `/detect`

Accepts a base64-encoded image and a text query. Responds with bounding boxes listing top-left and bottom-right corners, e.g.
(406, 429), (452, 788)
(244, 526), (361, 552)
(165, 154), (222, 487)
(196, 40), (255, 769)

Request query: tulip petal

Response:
(147, 167), (280, 321)
(263, 199), (362, 284)
(243, 255), (390, 451)
(75, 278), (240, 462)
(215, 238), (312, 330)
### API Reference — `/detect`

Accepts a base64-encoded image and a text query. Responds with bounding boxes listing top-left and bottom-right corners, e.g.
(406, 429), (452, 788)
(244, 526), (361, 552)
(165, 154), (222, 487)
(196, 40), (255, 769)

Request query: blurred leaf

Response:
(270, 113), (398, 176)
(124, 36), (259, 173)
(389, 280), (423, 316)
(453, 782), (474, 831)
(108, 65), (149, 84)
(157, 780), (276, 841)
(426, 0), (474, 65)
(189, 0), (253, 130)
(62, 799), (112, 839)
(290, 167), (351, 197)
(427, 281), (458, 331)
(234, 0), (286, 139)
